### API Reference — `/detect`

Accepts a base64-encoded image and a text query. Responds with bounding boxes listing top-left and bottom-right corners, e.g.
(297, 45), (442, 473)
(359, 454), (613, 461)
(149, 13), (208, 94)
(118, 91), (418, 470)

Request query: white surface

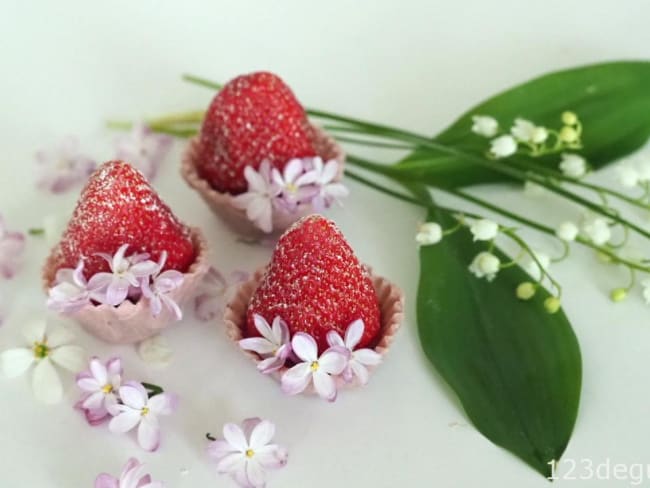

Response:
(1, 1), (650, 486)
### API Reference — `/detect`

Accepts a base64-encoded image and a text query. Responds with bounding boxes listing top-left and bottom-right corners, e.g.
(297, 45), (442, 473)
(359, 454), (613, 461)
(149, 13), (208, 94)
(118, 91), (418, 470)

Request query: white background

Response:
(1, 1), (650, 486)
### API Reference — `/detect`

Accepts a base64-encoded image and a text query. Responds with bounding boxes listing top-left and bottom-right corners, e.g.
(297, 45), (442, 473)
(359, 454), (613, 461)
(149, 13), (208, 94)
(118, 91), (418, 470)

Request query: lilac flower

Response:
(302, 157), (349, 211)
(281, 333), (349, 402)
(207, 418), (288, 488)
(239, 315), (292, 374)
(91, 245), (159, 306)
(232, 161), (280, 233)
(109, 381), (178, 451)
(35, 136), (96, 194)
(75, 357), (122, 425)
(326, 319), (382, 385)
(115, 123), (172, 181)
(194, 268), (249, 322)
(95, 457), (164, 488)
(0, 215), (25, 279)
(47, 260), (105, 313)
(271, 158), (318, 213)
(140, 252), (184, 320)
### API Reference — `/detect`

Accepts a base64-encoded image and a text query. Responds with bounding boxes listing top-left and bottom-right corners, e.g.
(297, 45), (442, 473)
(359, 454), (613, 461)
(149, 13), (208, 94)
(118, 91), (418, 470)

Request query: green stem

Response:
(141, 382), (164, 397)
(182, 74), (223, 91)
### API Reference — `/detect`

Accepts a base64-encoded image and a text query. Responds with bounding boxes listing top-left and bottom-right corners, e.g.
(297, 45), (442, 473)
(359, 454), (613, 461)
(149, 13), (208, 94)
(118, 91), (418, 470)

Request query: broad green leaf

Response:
(399, 61), (650, 187)
(417, 204), (582, 477)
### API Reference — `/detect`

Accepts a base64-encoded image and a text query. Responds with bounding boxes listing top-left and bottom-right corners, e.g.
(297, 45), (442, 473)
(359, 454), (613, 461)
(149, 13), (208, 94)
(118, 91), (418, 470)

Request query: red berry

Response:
(50, 160), (196, 278)
(197, 71), (316, 194)
(246, 215), (381, 352)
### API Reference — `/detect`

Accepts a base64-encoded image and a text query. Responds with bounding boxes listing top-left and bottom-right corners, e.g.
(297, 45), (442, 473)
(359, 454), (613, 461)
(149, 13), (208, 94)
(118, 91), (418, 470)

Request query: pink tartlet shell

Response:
(223, 266), (404, 393)
(42, 227), (210, 344)
(181, 123), (345, 239)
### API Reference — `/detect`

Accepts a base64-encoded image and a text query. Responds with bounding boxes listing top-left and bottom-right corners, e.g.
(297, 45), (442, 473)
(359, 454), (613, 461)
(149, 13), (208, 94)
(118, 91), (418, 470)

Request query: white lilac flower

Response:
(109, 381), (178, 452)
(326, 319), (381, 385)
(469, 252), (501, 281)
(582, 216), (611, 246)
(556, 221), (579, 242)
(207, 418), (288, 488)
(641, 279), (650, 305)
(232, 161), (280, 233)
(415, 222), (443, 246)
(281, 333), (349, 402)
(469, 219), (499, 241)
(90, 244), (159, 306)
(489, 135), (517, 158)
(511, 118), (548, 144)
(239, 315), (292, 374)
(522, 250), (551, 281)
(140, 252), (184, 320)
(559, 153), (587, 178)
(471, 115), (498, 138)
(76, 357), (122, 424)
(0, 321), (85, 403)
(35, 136), (96, 194)
(302, 157), (349, 211)
(0, 215), (25, 279)
(271, 158), (318, 213)
(114, 123), (172, 181)
(94, 457), (163, 488)
(194, 268), (249, 322)
(47, 260), (105, 314)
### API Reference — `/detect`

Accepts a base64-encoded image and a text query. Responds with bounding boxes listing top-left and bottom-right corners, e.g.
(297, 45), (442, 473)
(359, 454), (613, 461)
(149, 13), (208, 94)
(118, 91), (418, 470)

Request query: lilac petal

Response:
(94, 473), (119, 488)
(350, 360), (370, 385)
(32, 358), (63, 404)
(246, 459), (266, 487)
(313, 371), (337, 402)
(232, 192), (257, 211)
(83, 391), (105, 410)
(241, 418), (262, 439)
(257, 355), (285, 374)
(77, 377), (101, 392)
(121, 460), (149, 487)
(276, 343), (291, 361)
(155, 270), (184, 293)
(72, 260), (87, 287)
(271, 168), (285, 188)
(87, 273), (113, 292)
(239, 337), (276, 356)
(354, 348), (382, 366)
(344, 319), (364, 350)
(148, 392), (177, 415)
(89, 358), (108, 384)
(131, 260), (159, 279)
(138, 416), (161, 451)
(294, 170), (318, 187)
(105, 394), (121, 416)
(106, 357), (122, 377)
(119, 458), (142, 478)
(249, 420), (275, 450)
(148, 294), (163, 318)
(160, 294), (182, 320)
(281, 363), (312, 396)
(291, 333), (318, 362)
(216, 452), (246, 474)
(326, 330), (344, 348)
(256, 444), (289, 470)
(321, 160), (340, 183)
(252, 314), (274, 343)
(119, 384), (147, 409)
(319, 347), (349, 375)
(105, 278), (130, 306)
(50, 345), (85, 372)
(244, 166), (267, 193)
(271, 316), (289, 344)
(109, 410), (141, 433)
(111, 244), (130, 271)
(207, 439), (237, 460)
(0, 348), (35, 378)
(84, 406), (110, 426)
(223, 423), (248, 452)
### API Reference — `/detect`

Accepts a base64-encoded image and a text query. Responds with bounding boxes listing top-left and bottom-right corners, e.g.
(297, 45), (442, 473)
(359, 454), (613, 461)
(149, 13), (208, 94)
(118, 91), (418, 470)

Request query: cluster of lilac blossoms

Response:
(239, 316), (381, 402)
(232, 157), (349, 233)
(76, 357), (178, 451)
(47, 244), (184, 320)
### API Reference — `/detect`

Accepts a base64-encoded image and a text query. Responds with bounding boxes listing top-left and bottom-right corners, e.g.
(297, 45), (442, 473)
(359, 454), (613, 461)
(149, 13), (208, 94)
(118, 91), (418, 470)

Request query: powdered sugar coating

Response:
(197, 71), (316, 194)
(48, 160), (195, 280)
(246, 214), (381, 352)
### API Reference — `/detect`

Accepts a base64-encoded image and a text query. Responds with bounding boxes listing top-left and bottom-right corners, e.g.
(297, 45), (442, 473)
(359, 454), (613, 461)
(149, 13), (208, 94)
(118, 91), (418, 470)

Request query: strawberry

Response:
(246, 215), (381, 352)
(197, 71), (316, 194)
(50, 160), (196, 279)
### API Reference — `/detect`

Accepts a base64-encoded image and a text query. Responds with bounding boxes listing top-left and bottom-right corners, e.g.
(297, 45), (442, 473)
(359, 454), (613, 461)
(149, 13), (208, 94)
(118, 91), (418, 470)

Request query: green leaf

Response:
(417, 205), (582, 477)
(400, 61), (650, 187)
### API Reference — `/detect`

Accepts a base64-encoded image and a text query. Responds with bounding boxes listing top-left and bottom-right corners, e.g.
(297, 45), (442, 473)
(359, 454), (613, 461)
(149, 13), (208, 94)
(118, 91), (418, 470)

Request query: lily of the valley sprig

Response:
(75, 356), (178, 451)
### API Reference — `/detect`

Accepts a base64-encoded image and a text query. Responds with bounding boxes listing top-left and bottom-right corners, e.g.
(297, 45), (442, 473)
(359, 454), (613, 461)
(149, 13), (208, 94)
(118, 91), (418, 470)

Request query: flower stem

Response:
(206, 433), (217, 441)
(141, 382), (164, 397)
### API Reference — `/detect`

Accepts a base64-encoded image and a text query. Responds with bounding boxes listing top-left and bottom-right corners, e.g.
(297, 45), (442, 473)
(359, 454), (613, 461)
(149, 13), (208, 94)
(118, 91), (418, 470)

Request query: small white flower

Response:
(302, 157), (349, 211)
(559, 153), (587, 178)
(469, 219), (499, 241)
(641, 279), (650, 305)
(415, 222), (442, 246)
(556, 221), (579, 242)
(617, 162), (640, 188)
(511, 118), (548, 144)
(582, 215), (611, 246)
(471, 115), (498, 138)
(0, 321), (85, 403)
(326, 319), (382, 386)
(232, 162), (280, 233)
(469, 252), (501, 281)
(489, 135), (517, 158)
(522, 250), (551, 281)
(239, 315), (292, 374)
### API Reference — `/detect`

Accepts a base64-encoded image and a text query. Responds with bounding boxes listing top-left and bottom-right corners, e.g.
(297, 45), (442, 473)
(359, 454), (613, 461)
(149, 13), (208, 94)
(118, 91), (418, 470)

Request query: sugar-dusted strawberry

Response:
(197, 71), (316, 194)
(246, 215), (381, 352)
(49, 160), (196, 279)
